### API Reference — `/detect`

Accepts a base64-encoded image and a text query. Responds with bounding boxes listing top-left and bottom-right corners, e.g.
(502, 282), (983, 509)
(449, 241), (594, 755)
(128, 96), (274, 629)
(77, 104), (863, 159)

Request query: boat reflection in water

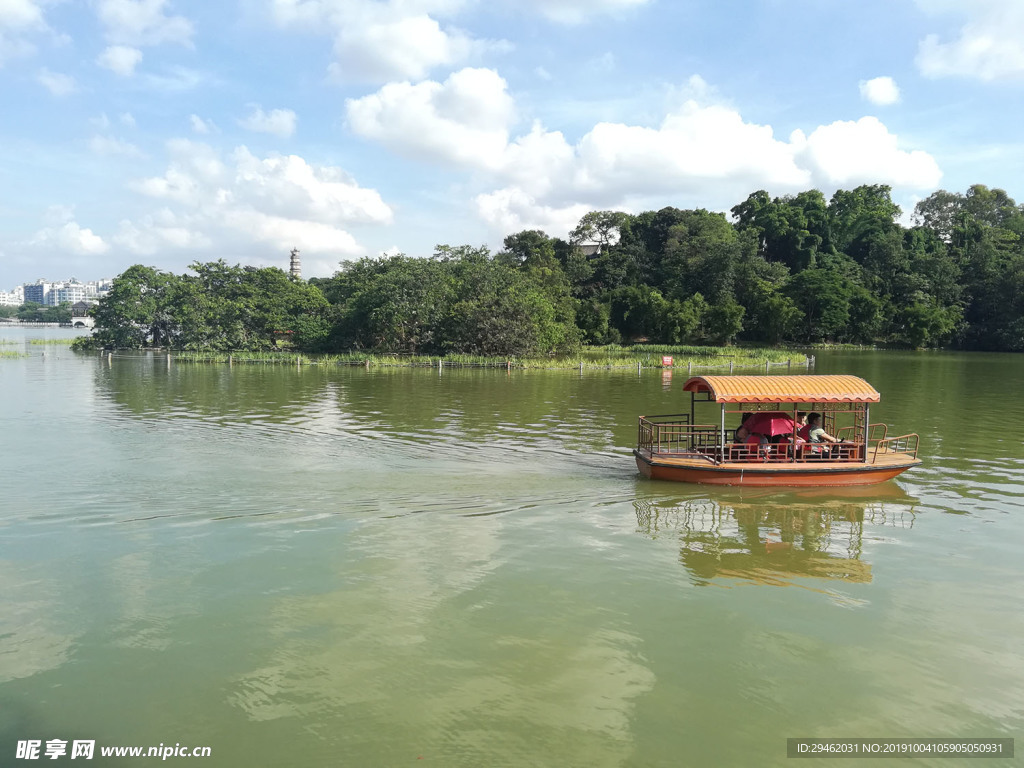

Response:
(634, 484), (918, 587)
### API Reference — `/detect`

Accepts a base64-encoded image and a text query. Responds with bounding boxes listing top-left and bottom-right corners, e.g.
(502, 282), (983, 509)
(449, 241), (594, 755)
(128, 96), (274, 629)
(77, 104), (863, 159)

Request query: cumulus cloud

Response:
(114, 210), (211, 255)
(95, 0), (193, 47)
(1, 0), (45, 28)
(239, 105), (297, 137)
(346, 67), (515, 169)
(97, 44), (143, 75)
(475, 187), (591, 242)
(0, 0), (46, 64)
(859, 76), (901, 105)
(350, 68), (943, 239)
(916, 0), (1024, 80)
(116, 141), (391, 260)
(791, 117), (942, 188)
(37, 68), (75, 95)
(269, 0), (506, 83)
(31, 207), (109, 255)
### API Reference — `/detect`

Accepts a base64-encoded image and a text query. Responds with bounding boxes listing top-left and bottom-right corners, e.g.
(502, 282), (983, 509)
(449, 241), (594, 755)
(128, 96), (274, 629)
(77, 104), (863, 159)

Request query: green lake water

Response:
(1, 327), (1022, 767)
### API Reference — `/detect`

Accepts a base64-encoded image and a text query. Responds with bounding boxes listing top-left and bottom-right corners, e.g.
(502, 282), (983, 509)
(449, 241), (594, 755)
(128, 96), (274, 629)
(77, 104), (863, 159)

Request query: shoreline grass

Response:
(97, 344), (811, 371)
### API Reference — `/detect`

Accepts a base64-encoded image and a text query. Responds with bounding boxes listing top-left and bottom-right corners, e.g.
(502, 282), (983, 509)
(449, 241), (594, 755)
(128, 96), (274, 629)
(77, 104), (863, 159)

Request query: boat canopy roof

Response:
(681, 375), (880, 404)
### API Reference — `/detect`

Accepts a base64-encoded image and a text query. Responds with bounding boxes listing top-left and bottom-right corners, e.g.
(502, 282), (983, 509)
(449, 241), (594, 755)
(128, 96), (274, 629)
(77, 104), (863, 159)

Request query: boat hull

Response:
(634, 450), (919, 487)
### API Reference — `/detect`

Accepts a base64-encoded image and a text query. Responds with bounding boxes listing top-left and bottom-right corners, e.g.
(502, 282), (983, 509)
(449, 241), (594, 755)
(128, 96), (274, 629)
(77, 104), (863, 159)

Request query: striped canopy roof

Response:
(681, 375), (880, 404)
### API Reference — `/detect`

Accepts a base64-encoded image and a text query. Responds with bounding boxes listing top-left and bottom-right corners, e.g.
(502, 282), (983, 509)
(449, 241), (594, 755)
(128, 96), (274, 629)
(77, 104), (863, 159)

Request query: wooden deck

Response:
(635, 448), (920, 487)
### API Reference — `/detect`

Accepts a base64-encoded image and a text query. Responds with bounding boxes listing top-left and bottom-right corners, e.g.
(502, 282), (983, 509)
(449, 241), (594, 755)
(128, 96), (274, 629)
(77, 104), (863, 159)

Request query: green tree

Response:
(661, 209), (741, 304)
(785, 269), (852, 342)
(90, 265), (178, 348)
(828, 184), (901, 256)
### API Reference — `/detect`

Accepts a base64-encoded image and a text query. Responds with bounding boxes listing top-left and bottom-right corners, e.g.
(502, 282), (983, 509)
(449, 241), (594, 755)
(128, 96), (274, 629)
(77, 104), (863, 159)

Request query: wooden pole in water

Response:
(729, 360), (734, 374)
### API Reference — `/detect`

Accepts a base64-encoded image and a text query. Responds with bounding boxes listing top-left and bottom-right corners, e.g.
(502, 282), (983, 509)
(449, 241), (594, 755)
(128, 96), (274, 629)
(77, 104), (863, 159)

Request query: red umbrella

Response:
(744, 411), (797, 437)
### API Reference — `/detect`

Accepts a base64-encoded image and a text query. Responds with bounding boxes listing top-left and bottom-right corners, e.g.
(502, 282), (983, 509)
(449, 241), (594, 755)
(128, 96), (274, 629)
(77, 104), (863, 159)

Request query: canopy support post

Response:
(864, 405), (870, 464)
(720, 404), (726, 463)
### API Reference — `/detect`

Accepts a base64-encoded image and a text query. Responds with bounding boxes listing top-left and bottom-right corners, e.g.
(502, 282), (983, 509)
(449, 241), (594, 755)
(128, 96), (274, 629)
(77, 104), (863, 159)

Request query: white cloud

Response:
(475, 187), (591, 240)
(916, 0), (1024, 80)
(524, 0), (650, 25)
(114, 210), (211, 255)
(116, 141), (391, 260)
(269, 0), (506, 83)
(139, 65), (204, 91)
(89, 135), (144, 157)
(346, 67), (515, 169)
(228, 146), (393, 225)
(0, 0), (45, 29)
(329, 14), (490, 83)
(95, 0), (193, 47)
(0, 0), (46, 61)
(189, 114), (211, 134)
(239, 105), (297, 138)
(37, 68), (75, 95)
(791, 117), (942, 188)
(119, 112), (136, 127)
(220, 210), (362, 254)
(31, 210), (110, 255)
(97, 44), (143, 75)
(351, 69), (942, 240)
(859, 76), (901, 105)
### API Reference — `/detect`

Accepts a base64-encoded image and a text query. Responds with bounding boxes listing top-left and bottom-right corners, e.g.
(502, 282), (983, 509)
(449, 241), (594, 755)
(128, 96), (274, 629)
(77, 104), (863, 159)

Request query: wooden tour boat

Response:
(634, 374), (920, 487)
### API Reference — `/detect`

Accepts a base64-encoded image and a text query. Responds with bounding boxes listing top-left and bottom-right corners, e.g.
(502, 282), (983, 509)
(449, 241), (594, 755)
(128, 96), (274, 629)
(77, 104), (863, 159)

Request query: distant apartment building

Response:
(12, 278), (112, 306)
(53, 282), (87, 305)
(0, 286), (24, 306)
(24, 280), (51, 305)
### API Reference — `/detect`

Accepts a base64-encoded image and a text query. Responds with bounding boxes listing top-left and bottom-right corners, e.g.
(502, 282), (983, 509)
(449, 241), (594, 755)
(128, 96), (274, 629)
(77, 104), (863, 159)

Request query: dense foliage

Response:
(78, 183), (1024, 354)
(0, 302), (72, 323)
(79, 262), (330, 351)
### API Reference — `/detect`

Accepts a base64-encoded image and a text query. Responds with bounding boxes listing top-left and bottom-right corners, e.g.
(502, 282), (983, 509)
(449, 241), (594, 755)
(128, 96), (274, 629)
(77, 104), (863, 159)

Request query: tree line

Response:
(77, 183), (1024, 355)
(0, 302), (72, 323)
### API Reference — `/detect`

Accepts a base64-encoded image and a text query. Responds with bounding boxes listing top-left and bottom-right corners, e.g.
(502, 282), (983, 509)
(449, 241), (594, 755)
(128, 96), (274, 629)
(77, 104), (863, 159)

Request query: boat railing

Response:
(837, 423), (888, 444)
(871, 433), (920, 462)
(723, 441), (865, 463)
(638, 416), (719, 457)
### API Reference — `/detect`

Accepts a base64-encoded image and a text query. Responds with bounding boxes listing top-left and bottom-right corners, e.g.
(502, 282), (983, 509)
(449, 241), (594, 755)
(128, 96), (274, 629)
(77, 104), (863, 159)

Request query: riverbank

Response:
(87, 344), (812, 371)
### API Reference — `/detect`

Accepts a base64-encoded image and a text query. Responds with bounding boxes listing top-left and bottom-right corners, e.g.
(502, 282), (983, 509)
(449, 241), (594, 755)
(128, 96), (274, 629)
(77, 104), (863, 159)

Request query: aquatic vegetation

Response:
(161, 344), (809, 371)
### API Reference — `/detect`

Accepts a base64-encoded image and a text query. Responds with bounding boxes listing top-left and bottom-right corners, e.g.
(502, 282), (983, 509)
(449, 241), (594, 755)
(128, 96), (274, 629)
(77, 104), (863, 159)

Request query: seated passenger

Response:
(734, 412), (753, 443)
(804, 412), (839, 456)
(745, 431), (770, 460)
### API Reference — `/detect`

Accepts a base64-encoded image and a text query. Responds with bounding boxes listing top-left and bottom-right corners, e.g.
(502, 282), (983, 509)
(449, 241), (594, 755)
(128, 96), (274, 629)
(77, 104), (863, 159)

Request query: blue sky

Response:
(2, 0), (1023, 289)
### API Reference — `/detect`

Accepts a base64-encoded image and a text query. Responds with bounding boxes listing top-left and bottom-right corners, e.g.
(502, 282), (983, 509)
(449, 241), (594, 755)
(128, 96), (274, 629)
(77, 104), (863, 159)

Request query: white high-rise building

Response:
(54, 284), (88, 304)
(0, 286), (24, 306)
